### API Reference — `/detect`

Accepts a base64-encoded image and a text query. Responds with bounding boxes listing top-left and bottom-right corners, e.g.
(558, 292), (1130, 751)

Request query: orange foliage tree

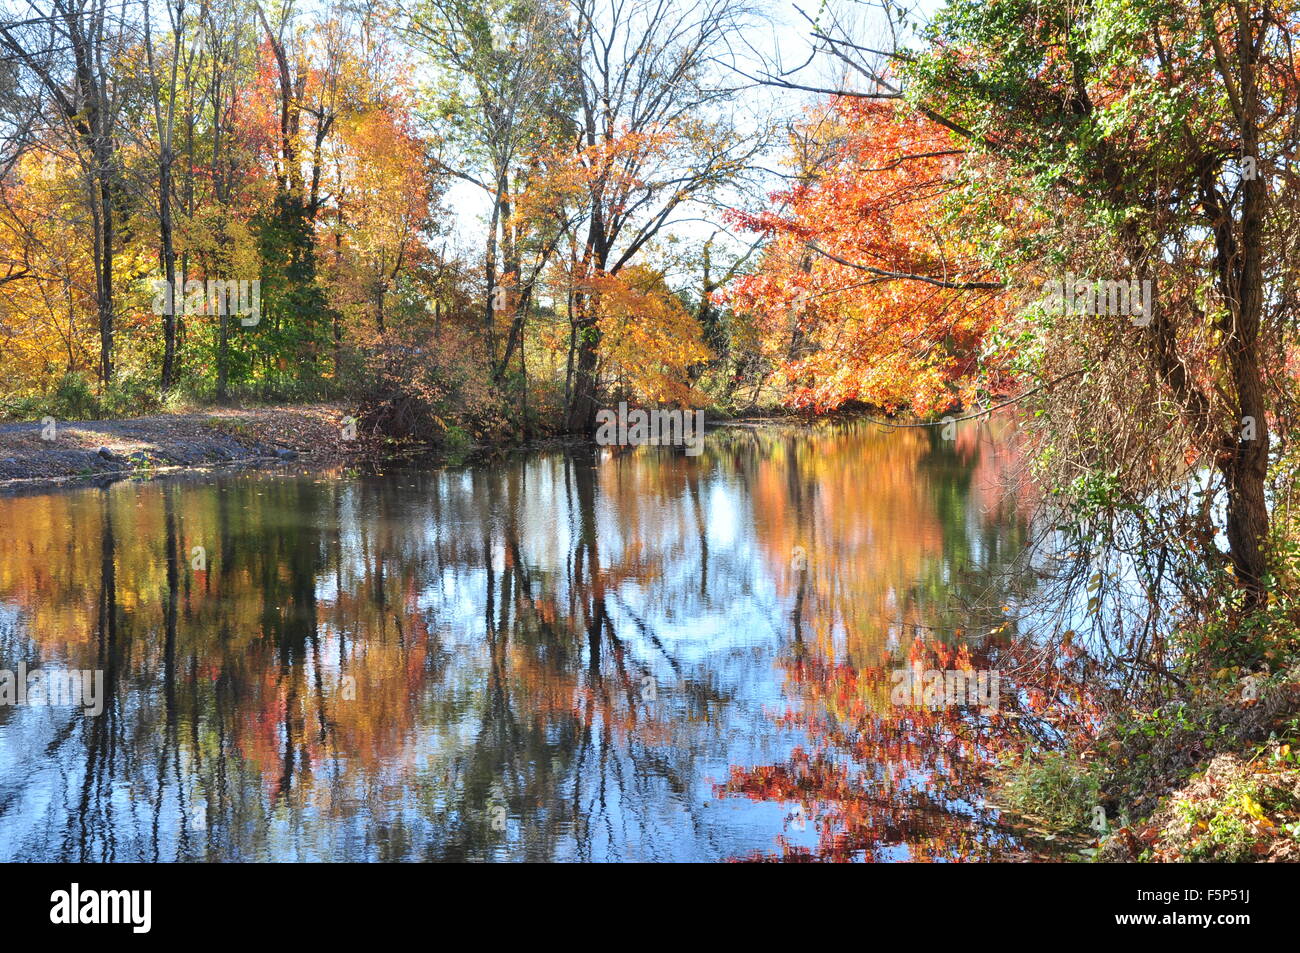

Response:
(726, 99), (1014, 416)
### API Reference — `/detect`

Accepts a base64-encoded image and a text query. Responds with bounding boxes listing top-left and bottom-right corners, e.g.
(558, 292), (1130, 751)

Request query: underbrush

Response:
(1138, 749), (1300, 862)
(346, 323), (578, 454)
(1, 370), (195, 421)
(994, 575), (1300, 862)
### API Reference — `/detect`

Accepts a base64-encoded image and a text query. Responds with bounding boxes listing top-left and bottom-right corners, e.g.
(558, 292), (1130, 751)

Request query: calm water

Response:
(0, 419), (1038, 862)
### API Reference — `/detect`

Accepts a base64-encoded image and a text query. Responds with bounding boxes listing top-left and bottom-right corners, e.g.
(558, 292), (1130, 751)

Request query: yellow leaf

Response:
(1240, 793), (1270, 824)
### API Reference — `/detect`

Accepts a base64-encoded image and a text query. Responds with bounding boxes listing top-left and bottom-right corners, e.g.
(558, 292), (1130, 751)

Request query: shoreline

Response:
(0, 405), (853, 492)
(0, 404), (362, 491)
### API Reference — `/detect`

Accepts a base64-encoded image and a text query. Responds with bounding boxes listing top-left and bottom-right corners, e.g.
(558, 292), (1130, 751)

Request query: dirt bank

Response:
(0, 404), (360, 488)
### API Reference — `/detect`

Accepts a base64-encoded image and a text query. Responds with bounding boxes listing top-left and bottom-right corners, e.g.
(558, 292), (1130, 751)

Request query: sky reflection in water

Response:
(0, 418), (1035, 861)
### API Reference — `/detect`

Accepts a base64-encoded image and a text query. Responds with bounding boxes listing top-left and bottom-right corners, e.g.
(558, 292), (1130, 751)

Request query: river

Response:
(0, 417), (1040, 861)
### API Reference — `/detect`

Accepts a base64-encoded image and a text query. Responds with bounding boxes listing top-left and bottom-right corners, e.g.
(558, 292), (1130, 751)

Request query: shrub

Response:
(0, 393), (46, 421)
(101, 370), (164, 418)
(353, 324), (508, 447)
(49, 371), (101, 420)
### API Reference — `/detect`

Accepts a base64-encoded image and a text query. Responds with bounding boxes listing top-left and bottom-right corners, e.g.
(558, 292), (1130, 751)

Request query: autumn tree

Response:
(139, 0), (190, 391)
(727, 97), (1008, 415)
(321, 99), (437, 336)
(1, 0), (130, 384)
(752, 0), (1300, 626)
(590, 264), (712, 406)
(189, 0), (264, 401)
(404, 0), (574, 369)
(900, 0), (1300, 614)
(558, 0), (762, 433)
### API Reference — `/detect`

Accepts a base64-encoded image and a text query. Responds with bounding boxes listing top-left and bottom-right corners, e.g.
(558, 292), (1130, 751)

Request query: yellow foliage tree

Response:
(590, 265), (712, 407)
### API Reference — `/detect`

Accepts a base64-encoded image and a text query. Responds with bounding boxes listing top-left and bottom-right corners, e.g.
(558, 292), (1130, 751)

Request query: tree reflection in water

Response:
(0, 417), (1050, 861)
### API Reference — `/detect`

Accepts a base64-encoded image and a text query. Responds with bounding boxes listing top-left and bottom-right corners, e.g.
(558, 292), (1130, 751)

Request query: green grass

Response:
(1002, 751), (1102, 831)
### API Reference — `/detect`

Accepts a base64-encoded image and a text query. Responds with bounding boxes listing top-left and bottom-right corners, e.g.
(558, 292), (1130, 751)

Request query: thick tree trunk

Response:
(1222, 127), (1270, 609)
(1215, 28), (1270, 611)
(1223, 449), (1269, 605)
(566, 324), (600, 433)
(565, 224), (607, 435)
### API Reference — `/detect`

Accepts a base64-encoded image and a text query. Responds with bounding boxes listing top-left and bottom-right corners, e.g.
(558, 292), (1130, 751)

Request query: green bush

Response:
(0, 393), (47, 421)
(49, 371), (102, 420)
(101, 370), (164, 418)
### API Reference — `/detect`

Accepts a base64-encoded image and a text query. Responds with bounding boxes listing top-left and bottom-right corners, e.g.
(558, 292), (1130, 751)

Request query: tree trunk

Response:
(1222, 443), (1269, 606)
(565, 310), (600, 434)
(1214, 20), (1270, 611)
(1221, 121), (1270, 609)
(159, 149), (178, 391)
(96, 149), (114, 385)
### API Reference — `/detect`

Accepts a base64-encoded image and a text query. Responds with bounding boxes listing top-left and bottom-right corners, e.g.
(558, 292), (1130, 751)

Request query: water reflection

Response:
(0, 418), (1037, 861)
